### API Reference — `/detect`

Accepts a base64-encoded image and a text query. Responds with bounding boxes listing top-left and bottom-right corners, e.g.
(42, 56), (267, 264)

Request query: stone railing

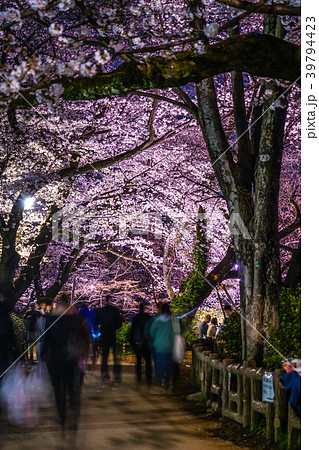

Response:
(192, 343), (301, 447)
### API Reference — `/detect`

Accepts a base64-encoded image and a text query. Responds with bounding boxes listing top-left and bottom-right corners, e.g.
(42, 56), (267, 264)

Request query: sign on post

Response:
(262, 372), (274, 402)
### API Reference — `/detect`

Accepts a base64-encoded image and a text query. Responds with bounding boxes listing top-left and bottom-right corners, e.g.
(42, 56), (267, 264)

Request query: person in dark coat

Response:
(43, 292), (90, 433)
(94, 294), (122, 384)
(24, 301), (41, 363)
(223, 305), (234, 324)
(130, 303), (152, 386)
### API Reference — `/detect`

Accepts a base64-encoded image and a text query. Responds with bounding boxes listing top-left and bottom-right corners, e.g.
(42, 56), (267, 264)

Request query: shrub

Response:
(11, 312), (25, 355)
(217, 312), (242, 361)
(263, 285), (301, 370)
(184, 329), (198, 347)
(116, 322), (133, 354)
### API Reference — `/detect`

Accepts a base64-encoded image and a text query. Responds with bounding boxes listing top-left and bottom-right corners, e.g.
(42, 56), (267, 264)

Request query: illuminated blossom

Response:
(49, 23), (64, 36)
(203, 23), (219, 39)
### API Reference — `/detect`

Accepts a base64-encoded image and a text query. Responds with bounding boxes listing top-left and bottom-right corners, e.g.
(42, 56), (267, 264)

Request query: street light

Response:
(23, 196), (35, 210)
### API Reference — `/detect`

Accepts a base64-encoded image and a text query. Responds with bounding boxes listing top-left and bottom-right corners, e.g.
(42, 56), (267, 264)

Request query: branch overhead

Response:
(13, 34), (300, 109)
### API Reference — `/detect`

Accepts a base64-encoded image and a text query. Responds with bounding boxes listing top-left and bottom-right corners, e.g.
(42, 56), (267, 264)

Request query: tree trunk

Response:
(194, 12), (291, 364)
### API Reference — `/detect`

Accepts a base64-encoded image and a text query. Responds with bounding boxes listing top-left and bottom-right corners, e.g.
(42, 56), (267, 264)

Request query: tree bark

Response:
(196, 42), (288, 363)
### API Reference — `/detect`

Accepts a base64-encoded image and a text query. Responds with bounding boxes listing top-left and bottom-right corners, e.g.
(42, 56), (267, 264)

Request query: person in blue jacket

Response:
(148, 302), (183, 389)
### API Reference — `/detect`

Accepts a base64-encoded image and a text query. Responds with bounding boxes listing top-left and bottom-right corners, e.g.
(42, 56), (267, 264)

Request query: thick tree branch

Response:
(55, 119), (193, 178)
(13, 204), (59, 301)
(230, 27), (253, 191)
(11, 34), (300, 110)
(13, 182), (73, 301)
(44, 243), (84, 302)
(282, 244), (301, 289)
(197, 77), (239, 198)
(147, 93), (159, 138)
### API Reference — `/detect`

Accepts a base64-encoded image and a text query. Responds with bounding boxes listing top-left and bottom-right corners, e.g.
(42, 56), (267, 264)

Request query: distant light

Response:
(234, 264), (239, 270)
(255, 264), (260, 268)
(89, 284), (95, 290)
(23, 196), (35, 210)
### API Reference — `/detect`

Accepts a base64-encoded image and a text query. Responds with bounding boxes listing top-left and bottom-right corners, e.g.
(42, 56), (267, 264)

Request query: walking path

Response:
(1, 365), (247, 450)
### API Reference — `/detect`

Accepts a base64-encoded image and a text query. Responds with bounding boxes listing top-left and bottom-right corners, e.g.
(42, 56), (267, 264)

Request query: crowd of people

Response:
(1, 293), (301, 434)
(0, 291), (185, 434)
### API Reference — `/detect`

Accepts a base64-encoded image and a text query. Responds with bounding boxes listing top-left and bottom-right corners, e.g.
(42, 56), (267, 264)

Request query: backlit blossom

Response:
(203, 23), (219, 38)
(49, 23), (64, 36)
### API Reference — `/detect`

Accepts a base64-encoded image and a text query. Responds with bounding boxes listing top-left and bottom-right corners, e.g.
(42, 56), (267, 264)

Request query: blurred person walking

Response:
(130, 303), (152, 387)
(36, 302), (47, 361)
(0, 293), (17, 420)
(94, 294), (122, 385)
(43, 292), (90, 434)
(149, 303), (183, 389)
(24, 301), (41, 364)
(0, 293), (16, 378)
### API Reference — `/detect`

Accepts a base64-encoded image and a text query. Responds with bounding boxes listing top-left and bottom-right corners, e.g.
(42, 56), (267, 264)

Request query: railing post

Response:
(242, 367), (251, 428)
(273, 369), (288, 443)
(192, 347), (300, 446)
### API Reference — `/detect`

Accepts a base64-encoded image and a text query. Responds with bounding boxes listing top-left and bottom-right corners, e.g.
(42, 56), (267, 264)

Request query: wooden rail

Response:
(192, 343), (301, 446)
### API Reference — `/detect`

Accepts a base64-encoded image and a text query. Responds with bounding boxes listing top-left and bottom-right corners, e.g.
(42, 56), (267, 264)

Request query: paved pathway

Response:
(1, 366), (247, 450)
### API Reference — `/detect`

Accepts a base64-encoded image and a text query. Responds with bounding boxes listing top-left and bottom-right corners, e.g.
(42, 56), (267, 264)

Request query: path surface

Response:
(1, 366), (248, 450)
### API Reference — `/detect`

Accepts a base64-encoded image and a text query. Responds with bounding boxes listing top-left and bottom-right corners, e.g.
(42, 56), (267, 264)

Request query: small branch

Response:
(107, 246), (157, 281)
(280, 244), (297, 253)
(147, 92), (159, 138)
(215, 0), (301, 16)
(278, 197), (301, 240)
(131, 90), (198, 118)
(172, 87), (199, 120)
(221, 283), (239, 311)
(215, 286), (226, 320)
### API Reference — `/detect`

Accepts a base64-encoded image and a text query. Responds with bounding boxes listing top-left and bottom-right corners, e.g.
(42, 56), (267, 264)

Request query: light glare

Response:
(24, 197), (35, 210)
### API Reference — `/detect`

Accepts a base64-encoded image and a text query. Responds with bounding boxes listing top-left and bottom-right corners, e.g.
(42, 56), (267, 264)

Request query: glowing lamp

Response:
(23, 196), (35, 210)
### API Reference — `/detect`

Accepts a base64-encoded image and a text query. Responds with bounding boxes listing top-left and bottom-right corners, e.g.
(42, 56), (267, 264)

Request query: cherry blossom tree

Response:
(0, 0), (301, 363)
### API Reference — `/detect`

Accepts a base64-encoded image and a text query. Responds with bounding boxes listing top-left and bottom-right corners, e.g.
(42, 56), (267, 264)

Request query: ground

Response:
(0, 356), (280, 450)
(172, 365), (279, 450)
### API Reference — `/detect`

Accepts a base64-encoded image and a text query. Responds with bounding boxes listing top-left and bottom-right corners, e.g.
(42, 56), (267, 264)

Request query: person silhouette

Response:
(94, 294), (122, 384)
